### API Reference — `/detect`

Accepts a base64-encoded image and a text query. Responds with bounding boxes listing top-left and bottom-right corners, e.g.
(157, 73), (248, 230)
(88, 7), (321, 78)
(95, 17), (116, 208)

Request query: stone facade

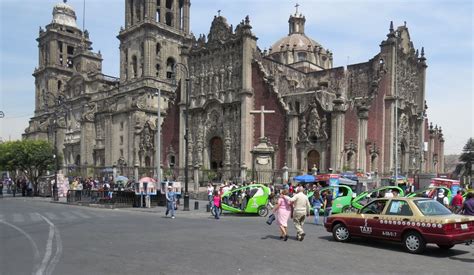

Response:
(24, 2), (445, 182)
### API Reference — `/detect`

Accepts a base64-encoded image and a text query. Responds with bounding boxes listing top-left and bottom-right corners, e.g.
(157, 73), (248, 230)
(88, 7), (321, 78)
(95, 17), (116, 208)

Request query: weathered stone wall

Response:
(252, 64), (287, 170)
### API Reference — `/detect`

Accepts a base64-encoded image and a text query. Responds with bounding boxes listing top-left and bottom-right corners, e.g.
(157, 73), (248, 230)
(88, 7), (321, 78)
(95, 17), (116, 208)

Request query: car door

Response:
(349, 199), (388, 238)
(379, 200), (414, 241)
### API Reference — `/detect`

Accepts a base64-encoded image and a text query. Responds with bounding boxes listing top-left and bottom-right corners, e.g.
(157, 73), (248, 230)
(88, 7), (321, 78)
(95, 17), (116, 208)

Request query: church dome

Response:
(267, 10), (333, 71)
(52, 1), (78, 29)
(271, 33), (322, 53)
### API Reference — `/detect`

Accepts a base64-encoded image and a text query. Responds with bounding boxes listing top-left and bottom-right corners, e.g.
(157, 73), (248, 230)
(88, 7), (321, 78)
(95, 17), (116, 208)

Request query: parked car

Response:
(324, 197), (474, 254)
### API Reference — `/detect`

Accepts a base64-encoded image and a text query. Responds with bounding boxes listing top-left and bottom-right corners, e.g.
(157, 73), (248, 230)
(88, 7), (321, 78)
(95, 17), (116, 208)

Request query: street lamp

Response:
(43, 92), (69, 201)
(155, 89), (161, 189)
(173, 62), (191, 211)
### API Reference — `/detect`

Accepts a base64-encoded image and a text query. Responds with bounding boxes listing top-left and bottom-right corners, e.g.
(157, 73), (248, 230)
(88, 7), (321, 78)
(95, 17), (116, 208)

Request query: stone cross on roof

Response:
(295, 3), (299, 15)
(250, 106), (275, 140)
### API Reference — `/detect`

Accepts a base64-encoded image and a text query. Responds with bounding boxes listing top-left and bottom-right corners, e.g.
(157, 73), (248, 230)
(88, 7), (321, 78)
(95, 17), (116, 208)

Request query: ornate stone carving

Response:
(399, 113), (409, 142)
(139, 121), (155, 152)
(207, 16), (233, 43)
(307, 105), (321, 140)
(82, 102), (97, 122)
(344, 139), (358, 152)
(298, 115), (307, 142)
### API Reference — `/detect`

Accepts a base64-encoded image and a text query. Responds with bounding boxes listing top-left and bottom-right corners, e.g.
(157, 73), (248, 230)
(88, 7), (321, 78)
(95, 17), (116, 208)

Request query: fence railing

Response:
(66, 190), (161, 207)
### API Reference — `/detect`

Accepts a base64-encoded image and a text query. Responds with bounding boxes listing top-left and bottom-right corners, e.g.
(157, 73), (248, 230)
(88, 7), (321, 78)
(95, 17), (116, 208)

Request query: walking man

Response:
(166, 185), (176, 219)
(286, 186), (311, 241)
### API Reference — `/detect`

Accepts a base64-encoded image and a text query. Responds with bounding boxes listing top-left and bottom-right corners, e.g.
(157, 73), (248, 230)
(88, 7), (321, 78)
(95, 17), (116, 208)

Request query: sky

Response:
(0, 0), (472, 154)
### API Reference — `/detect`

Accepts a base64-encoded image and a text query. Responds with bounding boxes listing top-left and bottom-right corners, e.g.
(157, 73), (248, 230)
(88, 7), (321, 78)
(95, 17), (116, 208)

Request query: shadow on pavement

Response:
(317, 236), (471, 258)
(261, 235), (281, 240)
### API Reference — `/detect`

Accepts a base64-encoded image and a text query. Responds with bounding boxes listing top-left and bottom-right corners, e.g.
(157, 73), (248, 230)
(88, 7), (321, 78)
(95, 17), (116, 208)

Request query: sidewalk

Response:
(1, 193), (212, 216)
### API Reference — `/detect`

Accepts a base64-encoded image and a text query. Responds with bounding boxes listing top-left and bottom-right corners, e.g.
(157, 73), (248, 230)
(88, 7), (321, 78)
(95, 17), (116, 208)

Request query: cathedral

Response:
(24, 1), (445, 186)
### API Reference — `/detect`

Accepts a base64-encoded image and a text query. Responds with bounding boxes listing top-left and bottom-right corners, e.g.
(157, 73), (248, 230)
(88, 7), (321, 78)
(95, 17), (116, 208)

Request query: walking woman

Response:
(311, 190), (323, 225)
(273, 189), (291, 241)
(213, 190), (221, 219)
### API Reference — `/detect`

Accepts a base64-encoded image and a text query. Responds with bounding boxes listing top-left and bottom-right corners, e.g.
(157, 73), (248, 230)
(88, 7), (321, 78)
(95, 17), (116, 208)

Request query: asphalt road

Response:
(1, 196), (473, 275)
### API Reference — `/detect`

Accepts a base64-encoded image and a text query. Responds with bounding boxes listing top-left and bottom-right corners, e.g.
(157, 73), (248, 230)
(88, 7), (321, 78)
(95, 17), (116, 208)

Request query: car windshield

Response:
(414, 200), (452, 216)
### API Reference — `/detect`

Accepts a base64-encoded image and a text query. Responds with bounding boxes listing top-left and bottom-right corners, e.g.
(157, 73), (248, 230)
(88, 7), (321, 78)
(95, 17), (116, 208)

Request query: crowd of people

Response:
(0, 177), (34, 197)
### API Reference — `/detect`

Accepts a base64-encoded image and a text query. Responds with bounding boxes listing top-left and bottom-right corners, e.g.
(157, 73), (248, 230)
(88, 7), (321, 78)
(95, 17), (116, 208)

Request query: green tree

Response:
(0, 140), (56, 195)
(454, 138), (473, 188)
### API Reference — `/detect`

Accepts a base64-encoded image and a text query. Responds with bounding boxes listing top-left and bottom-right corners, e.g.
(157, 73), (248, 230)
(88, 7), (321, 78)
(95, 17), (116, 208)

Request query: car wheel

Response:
(437, 244), (454, 250)
(258, 206), (269, 217)
(403, 231), (426, 254)
(332, 223), (351, 242)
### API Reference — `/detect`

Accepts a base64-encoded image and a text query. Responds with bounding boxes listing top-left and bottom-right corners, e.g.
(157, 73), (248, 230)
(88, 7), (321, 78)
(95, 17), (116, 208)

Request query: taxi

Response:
(324, 197), (474, 254)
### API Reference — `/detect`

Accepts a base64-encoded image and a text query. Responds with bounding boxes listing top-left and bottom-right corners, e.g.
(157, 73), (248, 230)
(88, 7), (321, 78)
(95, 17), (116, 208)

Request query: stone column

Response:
(439, 138), (445, 173)
(240, 22), (257, 169)
(125, 0), (131, 27)
(183, 0), (191, 34)
(240, 163), (247, 184)
(282, 164), (289, 184)
(113, 165), (117, 180)
(288, 114), (298, 171)
(330, 96), (345, 172)
(134, 164), (139, 182)
(357, 106), (369, 173)
(193, 165), (200, 192)
(104, 114), (113, 165)
(428, 124), (434, 173)
(81, 121), (95, 166)
(143, 39), (151, 77)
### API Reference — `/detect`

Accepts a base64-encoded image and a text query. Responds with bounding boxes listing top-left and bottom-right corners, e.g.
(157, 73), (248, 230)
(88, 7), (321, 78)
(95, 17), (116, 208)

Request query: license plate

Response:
(461, 224), (468, 230)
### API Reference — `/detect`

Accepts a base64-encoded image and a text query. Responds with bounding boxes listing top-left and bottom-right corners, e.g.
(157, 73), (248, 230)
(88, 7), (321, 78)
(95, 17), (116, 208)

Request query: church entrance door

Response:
(210, 137), (223, 170)
(307, 150), (320, 172)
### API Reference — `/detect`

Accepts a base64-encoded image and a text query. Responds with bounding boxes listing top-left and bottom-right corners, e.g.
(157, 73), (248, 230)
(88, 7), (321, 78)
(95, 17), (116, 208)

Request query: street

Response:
(1, 197), (473, 275)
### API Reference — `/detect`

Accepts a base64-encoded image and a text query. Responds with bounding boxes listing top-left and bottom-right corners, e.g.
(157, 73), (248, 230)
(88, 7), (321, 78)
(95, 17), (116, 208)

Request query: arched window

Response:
(57, 80), (62, 92)
(132, 55), (138, 78)
(166, 0), (173, 9)
(165, 12), (173, 26)
(166, 57), (175, 79)
(298, 52), (307, 62)
(75, 155), (81, 166)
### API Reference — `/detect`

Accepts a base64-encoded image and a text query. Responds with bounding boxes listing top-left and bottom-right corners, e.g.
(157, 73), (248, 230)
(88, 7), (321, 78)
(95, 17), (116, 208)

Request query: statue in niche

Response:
(320, 116), (328, 140)
(307, 107), (321, 139)
(298, 115), (307, 141)
(139, 122), (154, 152)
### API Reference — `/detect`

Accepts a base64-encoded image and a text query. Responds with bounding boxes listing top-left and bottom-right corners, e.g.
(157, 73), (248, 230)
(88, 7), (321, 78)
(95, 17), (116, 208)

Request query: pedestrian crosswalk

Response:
(0, 210), (118, 224)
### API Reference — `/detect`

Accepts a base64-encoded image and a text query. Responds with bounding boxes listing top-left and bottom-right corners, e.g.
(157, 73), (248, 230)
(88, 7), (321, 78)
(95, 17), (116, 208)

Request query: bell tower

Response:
(118, 0), (191, 82)
(33, 0), (90, 115)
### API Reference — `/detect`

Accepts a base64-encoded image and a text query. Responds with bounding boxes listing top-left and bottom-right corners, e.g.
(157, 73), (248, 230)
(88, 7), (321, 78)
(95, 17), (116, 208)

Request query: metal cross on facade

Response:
(250, 106), (275, 139)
